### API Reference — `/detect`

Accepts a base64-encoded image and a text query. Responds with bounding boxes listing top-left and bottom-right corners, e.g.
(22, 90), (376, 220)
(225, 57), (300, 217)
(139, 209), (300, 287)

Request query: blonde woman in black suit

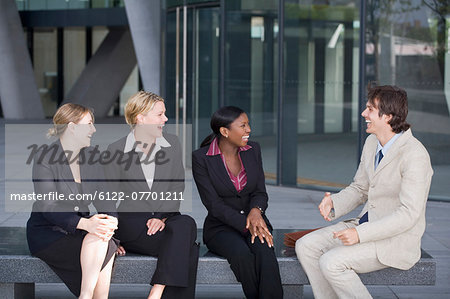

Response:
(105, 91), (198, 299)
(27, 103), (119, 299)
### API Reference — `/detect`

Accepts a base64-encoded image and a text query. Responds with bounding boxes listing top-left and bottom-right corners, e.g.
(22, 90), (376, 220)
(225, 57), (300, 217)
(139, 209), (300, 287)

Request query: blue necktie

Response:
(359, 150), (384, 224)
(377, 150), (384, 167)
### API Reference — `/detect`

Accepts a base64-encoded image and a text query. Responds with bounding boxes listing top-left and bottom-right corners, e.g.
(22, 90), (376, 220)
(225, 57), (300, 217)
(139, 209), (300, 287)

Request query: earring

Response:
(225, 135), (228, 138)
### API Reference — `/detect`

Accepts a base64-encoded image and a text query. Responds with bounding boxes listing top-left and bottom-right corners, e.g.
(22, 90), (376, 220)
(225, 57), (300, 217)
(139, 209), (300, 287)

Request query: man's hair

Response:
(367, 84), (410, 133)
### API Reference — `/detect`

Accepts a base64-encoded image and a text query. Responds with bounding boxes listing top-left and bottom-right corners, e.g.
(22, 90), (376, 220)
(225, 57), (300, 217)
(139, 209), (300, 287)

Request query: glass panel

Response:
(92, 26), (108, 53)
(91, 0), (125, 8)
(164, 11), (178, 121)
(64, 27), (86, 97)
(284, 0), (360, 188)
(193, 7), (220, 148)
(33, 28), (58, 117)
(118, 65), (139, 116)
(225, 0), (279, 183)
(185, 9), (194, 130)
(365, 0), (450, 200)
(165, 8), (189, 127)
(16, 0), (124, 10)
(186, 0), (215, 5)
(176, 8), (191, 128)
(165, 6), (220, 152)
(92, 26), (137, 116)
(164, 0), (184, 10)
(15, 0), (25, 10)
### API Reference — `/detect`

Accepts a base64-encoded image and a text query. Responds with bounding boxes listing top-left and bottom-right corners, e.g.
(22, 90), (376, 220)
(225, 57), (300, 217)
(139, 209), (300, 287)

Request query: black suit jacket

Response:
(192, 140), (271, 244)
(26, 141), (117, 255)
(105, 133), (184, 243)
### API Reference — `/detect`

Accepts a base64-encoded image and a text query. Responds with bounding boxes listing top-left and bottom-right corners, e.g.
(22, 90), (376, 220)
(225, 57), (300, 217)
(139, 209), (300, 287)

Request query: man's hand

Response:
(146, 218), (166, 235)
(318, 192), (334, 221)
(246, 208), (273, 248)
(333, 228), (360, 245)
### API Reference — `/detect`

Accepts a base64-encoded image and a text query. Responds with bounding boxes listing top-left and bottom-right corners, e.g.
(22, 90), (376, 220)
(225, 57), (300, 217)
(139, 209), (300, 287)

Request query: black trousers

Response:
(121, 214), (199, 299)
(207, 230), (283, 299)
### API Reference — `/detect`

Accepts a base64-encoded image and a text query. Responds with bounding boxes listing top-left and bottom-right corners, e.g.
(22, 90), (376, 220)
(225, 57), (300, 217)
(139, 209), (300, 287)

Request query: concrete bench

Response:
(0, 228), (436, 299)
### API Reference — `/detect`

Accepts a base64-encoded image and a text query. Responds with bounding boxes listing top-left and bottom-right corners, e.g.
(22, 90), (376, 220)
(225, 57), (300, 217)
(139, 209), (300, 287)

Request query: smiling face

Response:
(361, 99), (392, 137)
(221, 113), (251, 147)
(136, 101), (168, 138)
(72, 112), (96, 148)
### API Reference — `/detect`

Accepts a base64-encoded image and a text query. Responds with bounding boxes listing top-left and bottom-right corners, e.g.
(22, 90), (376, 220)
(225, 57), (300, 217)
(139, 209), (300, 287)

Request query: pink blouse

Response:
(206, 138), (252, 192)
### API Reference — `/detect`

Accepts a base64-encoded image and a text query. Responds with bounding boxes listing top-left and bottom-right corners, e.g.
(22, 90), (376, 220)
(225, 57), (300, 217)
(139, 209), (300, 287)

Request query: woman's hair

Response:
(124, 91), (165, 128)
(367, 84), (410, 133)
(47, 103), (94, 138)
(200, 106), (245, 148)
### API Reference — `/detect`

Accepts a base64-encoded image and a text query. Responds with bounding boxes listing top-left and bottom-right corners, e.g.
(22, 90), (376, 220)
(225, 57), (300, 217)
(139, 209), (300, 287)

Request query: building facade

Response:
(4, 0), (450, 200)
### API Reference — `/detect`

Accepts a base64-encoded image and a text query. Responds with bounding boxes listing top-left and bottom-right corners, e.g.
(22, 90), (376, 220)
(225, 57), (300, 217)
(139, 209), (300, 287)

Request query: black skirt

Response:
(34, 231), (119, 297)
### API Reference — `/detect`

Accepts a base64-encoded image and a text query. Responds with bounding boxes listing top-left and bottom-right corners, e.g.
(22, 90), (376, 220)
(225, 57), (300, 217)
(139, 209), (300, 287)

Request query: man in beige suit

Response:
(295, 85), (433, 299)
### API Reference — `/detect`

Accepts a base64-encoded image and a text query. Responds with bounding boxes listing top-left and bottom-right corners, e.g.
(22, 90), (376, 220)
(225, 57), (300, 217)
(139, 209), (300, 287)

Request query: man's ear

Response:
(384, 114), (393, 123)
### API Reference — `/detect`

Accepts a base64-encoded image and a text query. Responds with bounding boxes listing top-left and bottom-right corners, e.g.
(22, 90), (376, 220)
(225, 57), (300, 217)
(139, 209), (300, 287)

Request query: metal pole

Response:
(182, 5), (187, 165)
(175, 7), (180, 134)
(357, 0), (367, 162)
(219, 0), (225, 107)
(276, 0), (284, 185)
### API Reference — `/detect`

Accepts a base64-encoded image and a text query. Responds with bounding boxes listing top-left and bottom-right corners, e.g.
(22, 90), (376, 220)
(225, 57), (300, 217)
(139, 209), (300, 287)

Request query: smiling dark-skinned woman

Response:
(192, 106), (283, 299)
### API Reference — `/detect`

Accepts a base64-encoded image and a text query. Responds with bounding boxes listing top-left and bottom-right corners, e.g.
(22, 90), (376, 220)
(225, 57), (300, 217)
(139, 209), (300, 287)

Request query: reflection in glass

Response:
(33, 28), (58, 117)
(15, 0), (125, 11)
(165, 6), (220, 155)
(284, 0), (360, 188)
(64, 27), (86, 97)
(162, 0), (448, 200)
(365, 0), (450, 198)
(225, 0), (279, 183)
(193, 7), (220, 148)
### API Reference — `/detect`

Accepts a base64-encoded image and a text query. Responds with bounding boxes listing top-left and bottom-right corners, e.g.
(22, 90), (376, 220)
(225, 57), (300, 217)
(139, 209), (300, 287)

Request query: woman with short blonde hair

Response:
(106, 91), (199, 299)
(124, 91), (164, 127)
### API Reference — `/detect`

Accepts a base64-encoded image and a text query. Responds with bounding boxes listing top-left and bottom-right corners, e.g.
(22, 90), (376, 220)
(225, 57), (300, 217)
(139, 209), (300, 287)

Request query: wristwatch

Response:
(329, 208), (335, 218)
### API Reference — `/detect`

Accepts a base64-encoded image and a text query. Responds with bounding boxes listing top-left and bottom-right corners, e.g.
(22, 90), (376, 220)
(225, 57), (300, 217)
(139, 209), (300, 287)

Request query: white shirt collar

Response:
(376, 131), (403, 156)
(124, 130), (171, 153)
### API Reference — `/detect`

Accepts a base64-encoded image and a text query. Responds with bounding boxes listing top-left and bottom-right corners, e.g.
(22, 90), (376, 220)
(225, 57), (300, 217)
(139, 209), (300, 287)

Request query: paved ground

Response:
(1, 182), (449, 298)
(0, 120), (448, 298)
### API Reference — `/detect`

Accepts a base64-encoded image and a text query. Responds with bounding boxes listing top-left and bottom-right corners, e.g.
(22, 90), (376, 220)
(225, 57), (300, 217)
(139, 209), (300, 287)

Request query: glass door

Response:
(165, 4), (220, 157)
(283, 1), (360, 188)
(192, 7), (220, 149)
(223, 1), (279, 183)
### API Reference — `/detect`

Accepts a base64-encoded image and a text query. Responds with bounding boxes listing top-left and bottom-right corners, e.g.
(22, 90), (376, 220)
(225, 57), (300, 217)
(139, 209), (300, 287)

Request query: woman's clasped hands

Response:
(78, 214), (118, 242)
(246, 208), (273, 248)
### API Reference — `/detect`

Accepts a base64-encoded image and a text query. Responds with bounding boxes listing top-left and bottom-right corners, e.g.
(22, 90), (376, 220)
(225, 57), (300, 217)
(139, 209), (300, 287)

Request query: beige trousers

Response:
(295, 221), (387, 299)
